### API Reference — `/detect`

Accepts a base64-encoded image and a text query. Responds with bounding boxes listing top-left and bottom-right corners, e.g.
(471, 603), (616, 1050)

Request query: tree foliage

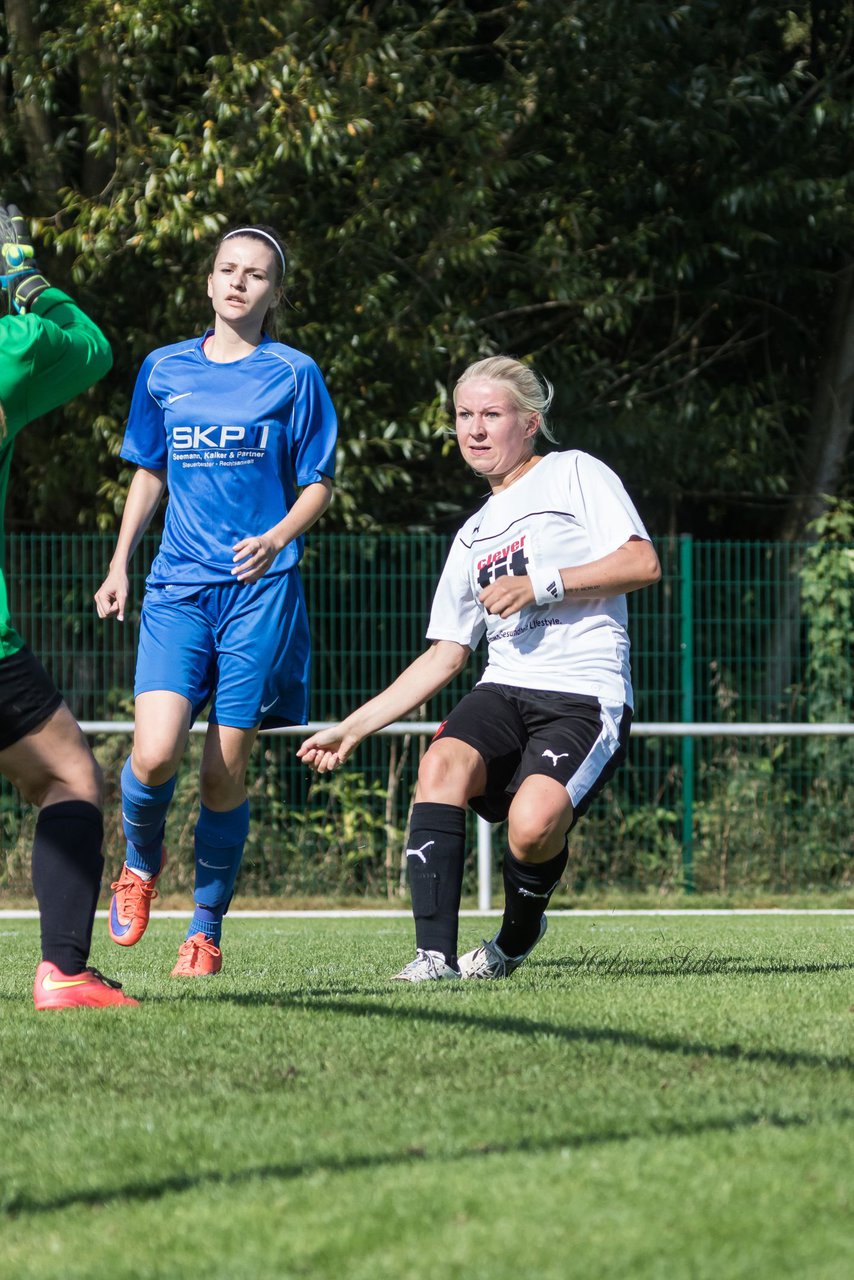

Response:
(1, 0), (853, 536)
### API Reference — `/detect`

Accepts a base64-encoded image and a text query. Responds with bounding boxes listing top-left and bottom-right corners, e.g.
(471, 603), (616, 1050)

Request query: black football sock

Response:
(496, 843), (568, 958)
(32, 801), (104, 975)
(406, 801), (467, 966)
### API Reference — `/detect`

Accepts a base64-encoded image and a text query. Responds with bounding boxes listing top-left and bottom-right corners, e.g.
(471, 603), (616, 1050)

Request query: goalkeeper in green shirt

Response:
(0, 202), (137, 1009)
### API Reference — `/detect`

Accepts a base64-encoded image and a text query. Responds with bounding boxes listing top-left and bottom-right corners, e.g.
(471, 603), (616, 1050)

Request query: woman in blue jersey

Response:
(95, 224), (337, 976)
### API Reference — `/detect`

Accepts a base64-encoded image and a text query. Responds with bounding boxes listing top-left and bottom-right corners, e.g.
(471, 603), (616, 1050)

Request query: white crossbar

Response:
(79, 720), (854, 736)
(76, 719), (854, 912)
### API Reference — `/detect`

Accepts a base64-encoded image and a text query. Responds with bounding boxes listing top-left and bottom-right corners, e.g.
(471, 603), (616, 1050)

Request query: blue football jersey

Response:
(121, 333), (338, 585)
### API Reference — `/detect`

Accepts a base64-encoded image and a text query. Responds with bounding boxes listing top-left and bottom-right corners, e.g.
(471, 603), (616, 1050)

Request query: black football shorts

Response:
(432, 682), (632, 825)
(0, 645), (64, 751)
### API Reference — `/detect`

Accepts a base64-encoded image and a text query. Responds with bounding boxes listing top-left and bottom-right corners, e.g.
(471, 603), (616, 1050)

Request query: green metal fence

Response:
(1, 533), (852, 896)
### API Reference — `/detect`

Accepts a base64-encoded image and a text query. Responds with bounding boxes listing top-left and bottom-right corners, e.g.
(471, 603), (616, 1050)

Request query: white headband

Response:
(221, 227), (286, 278)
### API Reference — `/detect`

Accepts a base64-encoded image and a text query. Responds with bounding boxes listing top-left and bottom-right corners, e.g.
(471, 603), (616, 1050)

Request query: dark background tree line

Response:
(1, 0), (852, 540)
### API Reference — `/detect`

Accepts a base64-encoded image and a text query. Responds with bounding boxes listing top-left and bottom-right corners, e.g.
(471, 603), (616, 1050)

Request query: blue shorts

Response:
(135, 572), (310, 729)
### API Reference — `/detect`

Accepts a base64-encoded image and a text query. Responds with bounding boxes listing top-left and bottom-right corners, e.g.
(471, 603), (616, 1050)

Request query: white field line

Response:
(0, 908), (852, 920)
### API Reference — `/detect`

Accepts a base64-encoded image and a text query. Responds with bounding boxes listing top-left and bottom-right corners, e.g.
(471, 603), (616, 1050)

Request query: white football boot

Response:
(391, 948), (461, 982)
(457, 915), (548, 980)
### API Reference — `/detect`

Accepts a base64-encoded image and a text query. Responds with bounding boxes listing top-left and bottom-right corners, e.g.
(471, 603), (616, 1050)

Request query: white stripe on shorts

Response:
(565, 699), (627, 810)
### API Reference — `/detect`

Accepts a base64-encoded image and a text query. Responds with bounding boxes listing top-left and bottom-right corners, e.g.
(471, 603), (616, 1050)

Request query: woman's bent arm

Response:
(479, 535), (661, 619)
(232, 477), (333, 583)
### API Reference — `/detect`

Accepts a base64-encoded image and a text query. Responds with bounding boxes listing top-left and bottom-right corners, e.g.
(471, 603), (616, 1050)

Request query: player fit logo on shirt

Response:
(542, 749), (569, 766)
(476, 533), (529, 588)
(406, 841), (435, 863)
(167, 391), (193, 404)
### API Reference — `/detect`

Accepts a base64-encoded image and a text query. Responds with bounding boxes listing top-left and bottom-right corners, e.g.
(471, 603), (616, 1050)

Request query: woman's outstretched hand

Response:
(297, 725), (359, 774)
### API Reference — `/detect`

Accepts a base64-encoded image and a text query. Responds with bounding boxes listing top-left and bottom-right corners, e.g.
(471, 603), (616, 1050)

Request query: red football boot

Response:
(170, 933), (223, 977)
(34, 962), (139, 1010)
(109, 848), (166, 946)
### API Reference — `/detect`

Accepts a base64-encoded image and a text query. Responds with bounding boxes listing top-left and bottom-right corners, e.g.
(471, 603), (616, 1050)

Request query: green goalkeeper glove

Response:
(0, 203), (51, 314)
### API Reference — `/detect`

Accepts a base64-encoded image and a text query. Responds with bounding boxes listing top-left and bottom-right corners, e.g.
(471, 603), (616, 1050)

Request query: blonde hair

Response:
(454, 356), (557, 442)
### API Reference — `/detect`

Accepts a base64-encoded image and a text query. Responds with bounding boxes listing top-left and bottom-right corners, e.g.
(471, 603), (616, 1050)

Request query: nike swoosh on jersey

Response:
(167, 391), (193, 404)
(40, 972), (92, 991)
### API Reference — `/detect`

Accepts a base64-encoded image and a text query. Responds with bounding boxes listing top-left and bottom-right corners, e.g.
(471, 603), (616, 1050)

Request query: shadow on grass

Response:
(302, 993), (854, 1072)
(131, 987), (854, 1075)
(4, 1106), (851, 1218)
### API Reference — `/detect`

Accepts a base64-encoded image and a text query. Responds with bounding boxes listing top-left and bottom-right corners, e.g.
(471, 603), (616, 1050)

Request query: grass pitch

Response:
(1, 915), (851, 1279)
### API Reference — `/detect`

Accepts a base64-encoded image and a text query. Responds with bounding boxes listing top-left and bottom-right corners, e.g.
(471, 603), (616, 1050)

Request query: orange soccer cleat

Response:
(109, 849), (166, 946)
(34, 961), (139, 1011)
(170, 932), (222, 978)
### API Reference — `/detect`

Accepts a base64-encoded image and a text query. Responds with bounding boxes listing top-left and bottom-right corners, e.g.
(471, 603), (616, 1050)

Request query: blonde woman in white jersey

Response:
(299, 356), (661, 981)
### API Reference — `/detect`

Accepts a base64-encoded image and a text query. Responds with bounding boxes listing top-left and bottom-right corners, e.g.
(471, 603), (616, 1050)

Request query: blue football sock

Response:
(188, 903), (225, 944)
(121, 758), (176, 875)
(188, 800), (250, 944)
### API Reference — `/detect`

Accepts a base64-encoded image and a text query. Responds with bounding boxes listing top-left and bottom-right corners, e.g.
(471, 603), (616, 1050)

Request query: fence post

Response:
(680, 534), (695, 893)
(477, 817), (492, 910)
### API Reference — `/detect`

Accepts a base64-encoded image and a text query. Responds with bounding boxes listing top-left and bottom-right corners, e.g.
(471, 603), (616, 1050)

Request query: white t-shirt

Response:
(426, 450), (652, 707)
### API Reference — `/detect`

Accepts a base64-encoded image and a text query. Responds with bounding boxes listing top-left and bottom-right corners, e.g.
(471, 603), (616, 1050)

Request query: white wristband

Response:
(528, 566), (565, 607)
